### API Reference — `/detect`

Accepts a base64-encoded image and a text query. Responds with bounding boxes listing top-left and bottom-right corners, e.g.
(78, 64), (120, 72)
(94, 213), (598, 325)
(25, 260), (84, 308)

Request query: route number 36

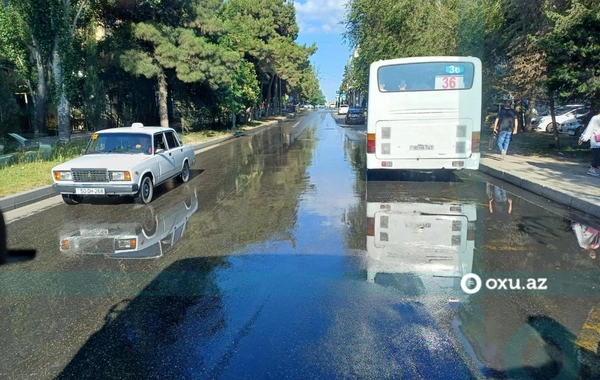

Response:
(435, 75), (464, 90)
(442, 77), (457, 89)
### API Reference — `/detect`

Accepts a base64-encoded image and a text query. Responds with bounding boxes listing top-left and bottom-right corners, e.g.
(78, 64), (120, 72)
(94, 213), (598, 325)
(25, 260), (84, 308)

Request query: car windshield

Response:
(85, 133), (152, 155)
(7, 133), (28, 144)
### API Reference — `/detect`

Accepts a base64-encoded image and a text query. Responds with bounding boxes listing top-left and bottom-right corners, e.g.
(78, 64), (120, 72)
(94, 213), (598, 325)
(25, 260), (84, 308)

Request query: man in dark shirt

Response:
(493, 100), (519, 159)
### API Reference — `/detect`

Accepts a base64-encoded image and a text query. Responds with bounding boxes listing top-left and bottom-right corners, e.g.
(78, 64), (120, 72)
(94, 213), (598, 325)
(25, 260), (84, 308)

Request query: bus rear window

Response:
(378, 62), (475, 92)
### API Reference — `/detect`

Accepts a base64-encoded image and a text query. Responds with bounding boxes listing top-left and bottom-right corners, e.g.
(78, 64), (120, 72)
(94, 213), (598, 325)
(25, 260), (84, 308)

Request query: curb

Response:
(190, 117), (285, 151)
(0, 185), (56, 212)
(0, 117), (288, 213)
(479, 162), (600, 218)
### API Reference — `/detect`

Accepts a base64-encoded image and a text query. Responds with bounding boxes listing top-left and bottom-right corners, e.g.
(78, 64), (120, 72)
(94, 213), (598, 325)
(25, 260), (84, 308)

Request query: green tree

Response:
(0, 70), (20, 133)
(539, 0), (600, 110)
(81, 18), (105, 131)
(344, 0), (498, 94)
(0, 0), (49, 136)
(221, 0), (312, 116)
(117, 0), (239, 127)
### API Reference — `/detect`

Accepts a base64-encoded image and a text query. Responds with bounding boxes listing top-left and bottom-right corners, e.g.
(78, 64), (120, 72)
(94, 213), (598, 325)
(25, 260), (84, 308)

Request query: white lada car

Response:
(52, 123), (196, 205)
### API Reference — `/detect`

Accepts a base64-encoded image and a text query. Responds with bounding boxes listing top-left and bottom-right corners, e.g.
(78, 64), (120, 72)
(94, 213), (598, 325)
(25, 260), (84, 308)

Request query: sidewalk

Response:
(0, 116), (288, 212)
(480, 151), (600, 218)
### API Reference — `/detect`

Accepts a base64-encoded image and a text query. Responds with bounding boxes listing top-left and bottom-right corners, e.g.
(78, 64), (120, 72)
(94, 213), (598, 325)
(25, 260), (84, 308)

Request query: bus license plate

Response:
(75, 188), (105, 195)
(409, 145), (434, 151)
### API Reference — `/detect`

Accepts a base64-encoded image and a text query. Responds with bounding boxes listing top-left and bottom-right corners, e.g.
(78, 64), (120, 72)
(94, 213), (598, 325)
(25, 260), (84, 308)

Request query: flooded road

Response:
(1, 111), (599, 379)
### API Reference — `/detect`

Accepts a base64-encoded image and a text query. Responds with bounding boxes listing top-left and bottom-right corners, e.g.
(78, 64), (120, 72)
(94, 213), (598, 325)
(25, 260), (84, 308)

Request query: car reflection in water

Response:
(365, 192), (476, 303)
(59, 188), (198, 259)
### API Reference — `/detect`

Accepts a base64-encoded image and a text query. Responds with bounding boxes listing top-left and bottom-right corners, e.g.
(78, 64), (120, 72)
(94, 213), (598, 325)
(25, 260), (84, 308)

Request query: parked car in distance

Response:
(338, 104), (350, 115)
(0, 132), (52, 154)
(533, 107), (588, 133)
(51, 123), (196, 205)
(0, 132), (53, 166)
(559, 118), (583, 136)
(345, 108), (366, 125)
(558, 109), (589, 135)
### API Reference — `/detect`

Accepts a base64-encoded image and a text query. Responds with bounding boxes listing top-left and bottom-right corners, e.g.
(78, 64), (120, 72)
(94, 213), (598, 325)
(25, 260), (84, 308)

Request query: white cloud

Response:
(295, 0), (348, 35)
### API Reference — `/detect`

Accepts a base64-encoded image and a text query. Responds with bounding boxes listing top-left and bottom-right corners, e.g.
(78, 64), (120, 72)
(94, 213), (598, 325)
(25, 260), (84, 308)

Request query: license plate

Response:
(80, 228), (109, 235)
(75, 188), (105, 195)
(409, 145), (434, 151)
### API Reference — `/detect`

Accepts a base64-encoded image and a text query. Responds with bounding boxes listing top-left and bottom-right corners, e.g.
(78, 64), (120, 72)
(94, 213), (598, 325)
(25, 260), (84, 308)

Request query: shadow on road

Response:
(366, 169), (462, 182)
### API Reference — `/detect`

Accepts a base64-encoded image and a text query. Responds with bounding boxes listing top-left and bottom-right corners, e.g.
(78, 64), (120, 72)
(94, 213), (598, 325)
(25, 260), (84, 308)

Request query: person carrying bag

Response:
(578, 109), (600, 177)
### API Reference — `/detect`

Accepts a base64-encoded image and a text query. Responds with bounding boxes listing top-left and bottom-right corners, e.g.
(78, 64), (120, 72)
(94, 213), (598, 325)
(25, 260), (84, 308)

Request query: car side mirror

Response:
(155, 148), (165, 154)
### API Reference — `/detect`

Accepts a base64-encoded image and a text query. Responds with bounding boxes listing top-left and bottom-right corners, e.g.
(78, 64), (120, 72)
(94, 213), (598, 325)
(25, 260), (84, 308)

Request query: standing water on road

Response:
(1, 111), (599, 379)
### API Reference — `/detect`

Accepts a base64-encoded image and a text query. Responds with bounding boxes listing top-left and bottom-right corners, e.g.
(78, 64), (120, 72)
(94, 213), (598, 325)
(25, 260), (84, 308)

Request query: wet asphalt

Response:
(1, 110), (600, 379)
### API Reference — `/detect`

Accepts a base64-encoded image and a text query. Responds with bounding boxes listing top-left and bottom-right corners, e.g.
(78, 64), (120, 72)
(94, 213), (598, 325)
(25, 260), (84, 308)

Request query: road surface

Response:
(1, 110), (599, 379)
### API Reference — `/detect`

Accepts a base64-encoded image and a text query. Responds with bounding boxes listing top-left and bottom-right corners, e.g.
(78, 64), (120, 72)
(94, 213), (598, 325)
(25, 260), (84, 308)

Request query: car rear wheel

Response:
(62, 194), (83, 205)
(134, 175), (154, 204)
(178, 161), (190, 183)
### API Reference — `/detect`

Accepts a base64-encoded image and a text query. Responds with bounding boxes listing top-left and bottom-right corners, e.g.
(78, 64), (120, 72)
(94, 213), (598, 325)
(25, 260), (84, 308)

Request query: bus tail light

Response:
(367, 217), (375, 236)
(367, 134), (376, 154)
(472, 132), (480, 153)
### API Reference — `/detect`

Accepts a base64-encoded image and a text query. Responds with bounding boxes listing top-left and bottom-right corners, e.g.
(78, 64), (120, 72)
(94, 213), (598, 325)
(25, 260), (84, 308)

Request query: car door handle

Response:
(169, 152), (171, 156)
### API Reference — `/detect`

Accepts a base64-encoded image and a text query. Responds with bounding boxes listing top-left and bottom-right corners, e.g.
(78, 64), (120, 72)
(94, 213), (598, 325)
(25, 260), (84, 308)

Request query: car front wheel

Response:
(178, 161), (190, 183)
(546, 123), (555, 133)
(62, 194), (83, 205)
(134, 175), (154, 204)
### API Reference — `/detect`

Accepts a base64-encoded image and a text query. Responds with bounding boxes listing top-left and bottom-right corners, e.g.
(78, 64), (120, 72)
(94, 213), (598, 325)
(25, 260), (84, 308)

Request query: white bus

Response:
(367, 56), (481, 172)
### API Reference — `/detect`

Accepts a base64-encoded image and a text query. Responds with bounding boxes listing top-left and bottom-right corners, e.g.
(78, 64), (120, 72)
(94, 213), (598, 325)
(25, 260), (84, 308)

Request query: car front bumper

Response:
(53, 183), (139, 195)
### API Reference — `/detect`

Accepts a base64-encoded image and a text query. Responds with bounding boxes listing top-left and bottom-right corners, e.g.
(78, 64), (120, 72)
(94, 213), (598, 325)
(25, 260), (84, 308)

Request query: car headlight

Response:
(109, 171), (131, 181)
(54, 171), (72, 181)
(115, 238), (137, 250)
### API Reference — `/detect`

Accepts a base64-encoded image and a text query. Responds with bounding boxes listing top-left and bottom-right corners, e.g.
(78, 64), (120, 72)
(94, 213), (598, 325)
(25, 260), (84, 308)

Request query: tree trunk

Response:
(266, 75), (274, 116)
(31, 42), (48, 137)
(549, 96), (560, 150)
(157, 71), (169, 127)
(52, 37), (71, 143)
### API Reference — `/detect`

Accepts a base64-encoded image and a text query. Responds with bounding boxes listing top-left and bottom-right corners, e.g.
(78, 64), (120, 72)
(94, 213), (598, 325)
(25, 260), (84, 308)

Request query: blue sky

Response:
(294, 0), (352, 102)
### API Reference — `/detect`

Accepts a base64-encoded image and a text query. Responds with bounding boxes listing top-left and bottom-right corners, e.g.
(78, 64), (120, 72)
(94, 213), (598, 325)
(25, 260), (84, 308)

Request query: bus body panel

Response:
(367, 56), (482, 171)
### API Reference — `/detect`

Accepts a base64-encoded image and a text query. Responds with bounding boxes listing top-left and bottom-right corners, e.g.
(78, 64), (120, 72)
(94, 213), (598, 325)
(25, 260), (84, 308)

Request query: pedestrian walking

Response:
(578, 109), (600, 177)
(493, 99), (519, 159)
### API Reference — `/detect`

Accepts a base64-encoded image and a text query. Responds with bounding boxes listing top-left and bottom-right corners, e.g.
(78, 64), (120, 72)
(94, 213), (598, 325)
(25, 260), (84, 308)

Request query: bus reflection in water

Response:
(365, 198), (476, 300)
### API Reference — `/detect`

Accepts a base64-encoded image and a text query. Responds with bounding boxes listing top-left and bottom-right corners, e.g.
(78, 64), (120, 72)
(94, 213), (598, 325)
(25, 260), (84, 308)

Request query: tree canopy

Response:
(343, 0), (600, 113)
(0, 0), (325, 137)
